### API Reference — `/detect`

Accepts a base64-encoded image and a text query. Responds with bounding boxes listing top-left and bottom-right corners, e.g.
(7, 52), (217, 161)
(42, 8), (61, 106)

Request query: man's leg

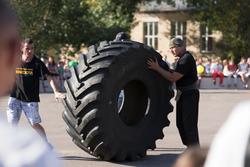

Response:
(176, 96), (188, 146)
(6, 97), (22, 125)
(22, 102), (49, 142)
(31, 123), (48, 142)
(181, 90), (200, 146)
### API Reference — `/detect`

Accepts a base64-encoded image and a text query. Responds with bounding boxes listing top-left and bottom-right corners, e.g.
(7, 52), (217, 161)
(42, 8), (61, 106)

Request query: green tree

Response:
(11, 0), (91, 53)
(186, 0), (250, 60)
(11, 0), (174, 54)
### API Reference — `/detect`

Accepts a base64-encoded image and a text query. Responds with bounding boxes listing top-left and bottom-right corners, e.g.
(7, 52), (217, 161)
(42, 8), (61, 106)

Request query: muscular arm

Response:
(46, 75), (59, 93)
(46, 75), (65, 100)
(147, 59), (183, 82)
(155, 67), (183, 82)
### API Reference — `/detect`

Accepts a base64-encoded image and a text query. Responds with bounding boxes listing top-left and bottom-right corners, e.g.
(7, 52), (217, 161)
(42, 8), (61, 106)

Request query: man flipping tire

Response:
(148, 37), (200, 147)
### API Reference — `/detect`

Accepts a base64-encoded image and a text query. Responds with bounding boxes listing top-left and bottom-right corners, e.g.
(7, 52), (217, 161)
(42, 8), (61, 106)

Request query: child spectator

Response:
(211, 58), (224, 86)
(245, 57), (250, 78)
(205, 59), (212, 76)
(196, 58), (205, 88)
(223, 59), (238, 88)
(237, 57), (249, 88)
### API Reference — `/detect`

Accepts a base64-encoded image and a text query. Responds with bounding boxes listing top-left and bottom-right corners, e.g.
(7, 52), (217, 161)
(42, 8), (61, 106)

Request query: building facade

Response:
(130, 1), (222, 63)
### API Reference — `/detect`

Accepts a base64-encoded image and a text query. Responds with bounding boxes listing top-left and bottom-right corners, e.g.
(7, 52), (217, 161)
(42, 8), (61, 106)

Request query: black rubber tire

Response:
(62, 40), (174, 161)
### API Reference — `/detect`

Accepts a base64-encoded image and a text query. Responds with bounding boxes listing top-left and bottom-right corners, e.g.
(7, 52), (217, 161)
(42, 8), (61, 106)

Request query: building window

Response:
(143, 22), (158, 50)
(171, 21), (187, 43)
(201, 25), (213, 53)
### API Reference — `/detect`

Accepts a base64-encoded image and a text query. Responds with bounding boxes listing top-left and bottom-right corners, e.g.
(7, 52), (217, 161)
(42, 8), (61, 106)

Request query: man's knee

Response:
(31, 123), (41, 129)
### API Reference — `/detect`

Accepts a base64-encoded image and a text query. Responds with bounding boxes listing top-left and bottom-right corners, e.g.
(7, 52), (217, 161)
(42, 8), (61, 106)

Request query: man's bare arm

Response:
(147, 58), (183, 82)
(46, 75), (65, 100)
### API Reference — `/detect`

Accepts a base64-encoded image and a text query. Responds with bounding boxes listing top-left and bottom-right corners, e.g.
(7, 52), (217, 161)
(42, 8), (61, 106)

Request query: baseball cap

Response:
(169, 37), (184, 48)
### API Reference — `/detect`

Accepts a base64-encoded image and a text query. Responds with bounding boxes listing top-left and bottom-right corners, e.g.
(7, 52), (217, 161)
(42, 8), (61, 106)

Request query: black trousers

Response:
(176, 89), (200, 146)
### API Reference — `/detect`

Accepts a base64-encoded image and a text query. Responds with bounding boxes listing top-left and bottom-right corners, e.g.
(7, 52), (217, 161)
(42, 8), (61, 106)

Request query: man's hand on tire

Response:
(147, 58), (160, 72)
(54, 91), (65, 102)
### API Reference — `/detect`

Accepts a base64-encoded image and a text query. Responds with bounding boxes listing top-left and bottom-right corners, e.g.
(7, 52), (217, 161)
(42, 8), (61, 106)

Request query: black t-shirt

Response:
(11, 56), (52, 102)
(175, 51), (198, 87)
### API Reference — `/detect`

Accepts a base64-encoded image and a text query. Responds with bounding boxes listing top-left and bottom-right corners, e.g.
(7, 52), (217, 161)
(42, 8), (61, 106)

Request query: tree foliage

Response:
(11, 0), (250, 59)
(10, 0), (141, 53)
(186, 0), (250, 59)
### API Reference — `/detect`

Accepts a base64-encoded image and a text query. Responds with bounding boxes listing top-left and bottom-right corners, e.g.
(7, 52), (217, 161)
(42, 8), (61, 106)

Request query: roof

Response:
(138, 0), (195, 13)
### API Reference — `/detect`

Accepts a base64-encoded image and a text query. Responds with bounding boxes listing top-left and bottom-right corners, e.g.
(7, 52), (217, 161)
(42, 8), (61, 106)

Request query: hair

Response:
(24, 38), (33, 45)
(48, 56), (56, 65)
(114, 32), (130, 41)
(0, 0), (18, 28)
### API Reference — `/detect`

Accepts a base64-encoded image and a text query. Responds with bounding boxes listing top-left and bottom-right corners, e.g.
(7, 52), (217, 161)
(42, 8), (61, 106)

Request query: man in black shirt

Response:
(148, 37), (200, 147)
(7, 38), (65, 147)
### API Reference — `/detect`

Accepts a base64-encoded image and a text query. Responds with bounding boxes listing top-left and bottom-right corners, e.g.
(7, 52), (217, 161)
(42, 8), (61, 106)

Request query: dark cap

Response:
(169, 37), (184, 48)
(114, 32), (129, 41)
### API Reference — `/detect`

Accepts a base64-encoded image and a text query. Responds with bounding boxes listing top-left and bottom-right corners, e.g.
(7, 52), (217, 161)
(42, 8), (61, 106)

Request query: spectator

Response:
(46, 56), (60, 90)
(196, 58), (205, 88)
(47, 56), (58, 73)
(237, 57), (249, 88)
(63, 59), (72, 79)
(0, 3), (20, 96)
(245, 57), (250, 79)
(211, 58), (224, 86)
(223, 59), (237, 88)
(58, 61), (65, 91)
(68, 59), (78, 68)
(0, 1), (60, 167)
(172, 146), (208, 167)
(205, 59), (212, 76)
(204, 101), (250, 167)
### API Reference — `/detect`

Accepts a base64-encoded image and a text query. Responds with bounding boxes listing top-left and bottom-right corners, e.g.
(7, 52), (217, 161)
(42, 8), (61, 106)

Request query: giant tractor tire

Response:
(62, 40), (174, 161)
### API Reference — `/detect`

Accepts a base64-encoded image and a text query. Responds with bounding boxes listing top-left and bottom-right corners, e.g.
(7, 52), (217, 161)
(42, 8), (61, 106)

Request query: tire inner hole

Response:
(117, 80), (150, 126)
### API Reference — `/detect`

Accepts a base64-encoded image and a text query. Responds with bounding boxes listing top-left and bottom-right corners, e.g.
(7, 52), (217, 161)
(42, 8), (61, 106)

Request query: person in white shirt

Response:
(0, 1), (61, 167)
(204, 101), (250, 167)
(237, 57), (249, 88)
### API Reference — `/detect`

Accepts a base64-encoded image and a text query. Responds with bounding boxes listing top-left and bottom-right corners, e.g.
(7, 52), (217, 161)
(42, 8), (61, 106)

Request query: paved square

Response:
(0, 90), (249, 167)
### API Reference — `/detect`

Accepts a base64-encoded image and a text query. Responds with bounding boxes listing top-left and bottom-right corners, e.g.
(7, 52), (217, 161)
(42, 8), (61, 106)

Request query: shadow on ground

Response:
(117, 153), (179, 167)
(60, 156), (98, 161)
(60, 148), (182, 167)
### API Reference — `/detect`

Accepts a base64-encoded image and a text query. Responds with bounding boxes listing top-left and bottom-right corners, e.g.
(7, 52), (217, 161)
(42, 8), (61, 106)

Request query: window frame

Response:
(200, 25), (214, 53)
(170, 21), (187, 44)
(143, 21), (159, 50)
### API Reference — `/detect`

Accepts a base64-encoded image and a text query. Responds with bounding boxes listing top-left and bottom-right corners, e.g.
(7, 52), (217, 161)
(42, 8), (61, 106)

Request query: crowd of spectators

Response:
(194, 57), (250, 88)
(40, 54), (79, 92)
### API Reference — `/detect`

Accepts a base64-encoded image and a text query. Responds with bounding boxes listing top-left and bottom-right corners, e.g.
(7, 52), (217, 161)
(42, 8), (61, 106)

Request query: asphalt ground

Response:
(0, 89), (249, 167)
